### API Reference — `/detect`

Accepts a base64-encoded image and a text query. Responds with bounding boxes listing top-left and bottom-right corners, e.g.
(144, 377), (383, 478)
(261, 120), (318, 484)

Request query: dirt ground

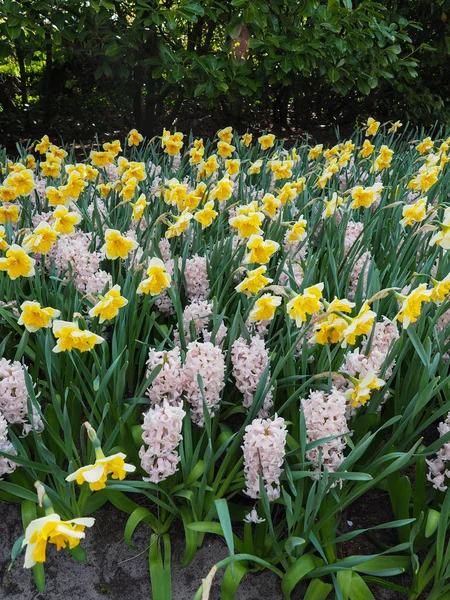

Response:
(0, 498), (411, 599)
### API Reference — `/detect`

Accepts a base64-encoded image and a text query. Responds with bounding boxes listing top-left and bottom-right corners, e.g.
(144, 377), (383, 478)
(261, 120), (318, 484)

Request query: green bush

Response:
(0, 0), (449, 132)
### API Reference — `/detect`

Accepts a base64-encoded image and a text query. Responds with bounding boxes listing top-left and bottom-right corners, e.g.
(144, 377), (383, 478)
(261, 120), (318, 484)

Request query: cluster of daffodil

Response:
(0, 119), (449, 589)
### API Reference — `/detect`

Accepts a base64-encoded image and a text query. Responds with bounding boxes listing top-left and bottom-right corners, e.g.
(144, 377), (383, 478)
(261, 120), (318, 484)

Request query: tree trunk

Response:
(14, 41), (28, 107)
(43, 30), (53, 123)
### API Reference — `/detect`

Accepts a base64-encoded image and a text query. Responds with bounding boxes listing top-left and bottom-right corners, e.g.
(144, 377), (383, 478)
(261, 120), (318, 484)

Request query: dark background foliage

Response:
(0, 0), (449, 145)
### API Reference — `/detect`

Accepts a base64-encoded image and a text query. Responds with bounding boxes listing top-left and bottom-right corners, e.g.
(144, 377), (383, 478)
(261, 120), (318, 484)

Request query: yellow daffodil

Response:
(430, 207), (450, 249)
(0, 244), (36, 279)
(249, 294), (282, 322)
(342, 303), (377, 347)
(350, 183), (383, 209)
(225, 158), (240, 176)
(396, 284), (432, 328)
(53, 205), (81, 234)
(89, 285), (128, 323)
(35, 135), (51, 154)
(64, 172), (88, 200)
(416, 137), (434, 154)
(165, 210), (193, 239)
(23, 222), (58, 254)
(128, 129), (144, 146)
(286, 216), (307, 243)
(287, 283), (324, 326)
(0, 203), (20, 224)
(322, 192), (344, 219)
(90, 150), (115, 167)
(137, 258), (172, 295)
(311, 313), (348, 345)
(218, 126), (233, 144)
(371, 145), (394, 172)
(260, 193), (281, 218)
(431, 274), (450, 304)
(120, 177), (138, 202)
(66, 452), (135, 491)
(270, 159), (293, 180)
(245, 235), (280, 264)
(347, 372), (385, 407)
(84, 165), (99, 181)
(408, 165), (440, 193)
(235, 266), (272, 296)
(308, 144), (323, 161)
(49, 145), (68, 160)
(131, 194), (147, 221)
(162, 130), (184, 156)
(101, 229), (138, 260)
(46, 185), (69, 206)
(211, 177), (234, 202)
(103, 140), (122, 156)
(366, 117), (380, 136)
(163, 179), (188, 207)
(3, 169), (35, 196)
(248, 159), (263, 175)
(23, 513), (95, 568)
(400, 197), (427, 227)
(229, 208), (264, 238)
(197, 154), (218, 180)
(217, 141), (235, 158)
(194, 201), (218, 229)
(52, 320), (104, 353)
(0, 186), (18, 202)
(388, 121), (402, 133)
(0, 226), (8, 251)
(122, 162), (146, 182)
(190, 147), (204, 165)
(360, 140), (374, 158)
(258, 134), (275, 150)
(18, 301), (60, 332)
(241, 133), (252, 147)
(327, 297), (355, 313)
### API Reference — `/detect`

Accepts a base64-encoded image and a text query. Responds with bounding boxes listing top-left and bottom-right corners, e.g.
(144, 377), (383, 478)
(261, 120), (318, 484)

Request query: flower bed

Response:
(0, 121), (449, 599)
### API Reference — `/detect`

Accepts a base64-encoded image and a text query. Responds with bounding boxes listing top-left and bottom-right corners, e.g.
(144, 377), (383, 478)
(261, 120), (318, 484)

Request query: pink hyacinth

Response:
(343, 221), (364, 252)
(46, 231), (111, 294)
(33, 177), (47, 204)
(282, 235), (308, 261)
(279, 260), (304, 289)
(436, 307), (450, 360)
(302, 388), (349, 476)
(426, 412), (450, 491)
(0, 359), (43, 434)
(182, 341), (225, 426)
(341, 317), (399, 380)
(184, 255), (210, 302)
(242, 415), (287, 501)
(103, 163), (119, 182)
(158, 239), (172, 263)
(231, 336), (273, 417)
(0, 412), (16, 479)
(145, 347), (183, 406)
(155, 258), (175, 314)
(175, 300), (213, 344)
(139, 402), (185, 483)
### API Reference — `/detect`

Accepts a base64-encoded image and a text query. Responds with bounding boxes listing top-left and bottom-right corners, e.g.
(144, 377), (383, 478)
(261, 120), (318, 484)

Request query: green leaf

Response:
(215, 499), (234, 556)
(221, 561), (248, 600)
(281, 553), (317, 599)
(304, 578), (332, 600)
(124, 507), (152, 548)
(425, 508), (440, 538)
